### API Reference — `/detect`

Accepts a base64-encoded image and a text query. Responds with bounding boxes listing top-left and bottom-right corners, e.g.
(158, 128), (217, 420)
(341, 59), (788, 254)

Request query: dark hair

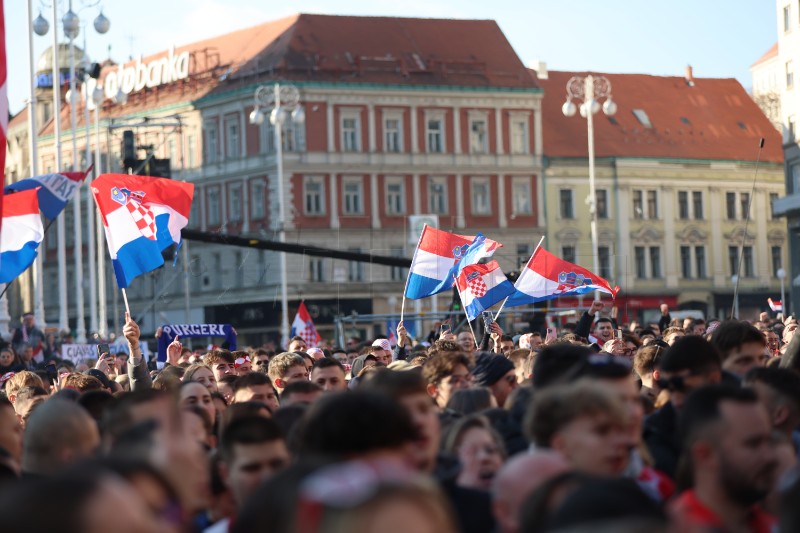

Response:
(233, 372), (272, 392)
(532, 343), (591, 389)
(219, 416), (284, 463)
(658, 336), (721, 374)
(744, 367), (800, 411)
(634, 344), (665, 376)
(77, 390), (116, 424)
(220, 402), (273, 430)
(272, 404), (309, 450)
(678, 385), (759, 449)
(445, 387), (494, 415)
(500, 335), (514, 343)
(102, 389), (169, 445)
(575, 354), (632, 381)
(281, 380), (323, 399)
(518, 471), (595, 533)
(359, 367), (427, 399)
(594, 317), (613, 327)
(296, 391), (418, 458)
(711, 321), (766, 361)
(311, 357), (345, 373)
(218, 375), (239, 387)
(422, 352), (471, 385)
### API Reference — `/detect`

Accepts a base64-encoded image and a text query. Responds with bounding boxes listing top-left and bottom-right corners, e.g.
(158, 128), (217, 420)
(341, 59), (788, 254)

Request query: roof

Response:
(751, 42), (778, 68)
(538, 70), (783, 164)
(8, 106), (29, 131)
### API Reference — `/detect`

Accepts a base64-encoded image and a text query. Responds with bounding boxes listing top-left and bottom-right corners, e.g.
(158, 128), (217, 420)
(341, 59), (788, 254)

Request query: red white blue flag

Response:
(0, 189), (43, 283)
(291, 301), (321, 347)
(91, 173), (194, 288)
(505, 246), (619, 307)
(5, 167), (91, 220)
(768, 298), (783, 313)
(405, 225), (500, 299)
(456, 260), (516, 321)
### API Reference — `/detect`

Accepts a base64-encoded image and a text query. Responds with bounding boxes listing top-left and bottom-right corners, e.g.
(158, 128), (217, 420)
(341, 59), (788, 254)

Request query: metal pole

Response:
(84, 79), (97, 338)
(27, 0), (46, 328)
(781, 275), (787, 317)
(274, 84), (290, 347)
(183, 241), (191, 323)
(95, 101), (107, 338)
(54, 1), (69, 334)
(68, 4), (86, 343)
(585, 75), (601, 301)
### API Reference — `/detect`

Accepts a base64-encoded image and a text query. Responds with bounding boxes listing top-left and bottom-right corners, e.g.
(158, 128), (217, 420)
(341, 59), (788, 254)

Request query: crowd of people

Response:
(1, 301), (800, 533)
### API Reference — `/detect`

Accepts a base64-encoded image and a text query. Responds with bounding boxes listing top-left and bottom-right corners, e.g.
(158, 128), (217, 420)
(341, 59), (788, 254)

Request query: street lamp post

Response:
(731, 275), (740, 319)
(778, 268), (787, 317)
(562, 75), (617, 300)
(248, 83), (305, 346)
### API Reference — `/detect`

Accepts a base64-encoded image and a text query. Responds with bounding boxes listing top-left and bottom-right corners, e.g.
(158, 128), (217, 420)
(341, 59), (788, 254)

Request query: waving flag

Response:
(291, 301), (321, 347)
(456, 261), (516, 321)
(405, 225), (500, 299)
(0, 189), (43, 283)
(5, 167), (91, 220)
(504, 247), (619, 307)
(91, 173), (194, 288)
(0, 2), (6, 230)
(768, 298), (783, 313)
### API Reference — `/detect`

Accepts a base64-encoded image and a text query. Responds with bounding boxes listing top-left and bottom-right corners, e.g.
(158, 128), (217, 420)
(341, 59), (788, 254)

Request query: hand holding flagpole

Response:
(494, 235), (545, 321)
(453, 273), (479, 348)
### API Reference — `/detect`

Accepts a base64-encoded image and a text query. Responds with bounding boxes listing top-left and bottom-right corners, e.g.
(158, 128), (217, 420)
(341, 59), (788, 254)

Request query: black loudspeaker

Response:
(122, 130), (136, 168)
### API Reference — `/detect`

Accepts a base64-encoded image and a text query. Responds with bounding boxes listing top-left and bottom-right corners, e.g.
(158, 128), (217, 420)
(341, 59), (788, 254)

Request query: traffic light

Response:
(121, 130), (136, 169)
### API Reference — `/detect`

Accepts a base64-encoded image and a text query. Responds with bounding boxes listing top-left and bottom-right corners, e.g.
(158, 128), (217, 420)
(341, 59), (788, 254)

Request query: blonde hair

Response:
(5, 371), (44, 400)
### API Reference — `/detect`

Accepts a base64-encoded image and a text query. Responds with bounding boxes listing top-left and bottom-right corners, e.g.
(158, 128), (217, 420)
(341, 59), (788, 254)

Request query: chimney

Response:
(685, 64), (695, 86)
(529, 60), (548, 80)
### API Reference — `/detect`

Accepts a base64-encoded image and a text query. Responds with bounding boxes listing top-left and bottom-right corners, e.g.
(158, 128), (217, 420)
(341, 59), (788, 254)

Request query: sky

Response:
(4, 0), (778, 115)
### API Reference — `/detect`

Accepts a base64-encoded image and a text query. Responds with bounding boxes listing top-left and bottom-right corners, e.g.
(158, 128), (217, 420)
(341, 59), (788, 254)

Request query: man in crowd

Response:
(232, 372), (280, 413)
(422, 352), (473, 410)
(267, 352), (308, 396)
(711, 320), (770, 378)
(744, 367), (800, 452)
(575, 301), (615, 349)
(662, 326), (685, 346)
(287, 336), (307, 354)
(472, 352), (517, 407)
(495, 335), (515, 356)
(457, 330), (476, 355)
(370, 339), (392, 365)
(11, 312), (44, 363)
(204, 349), (237, 383)
(309, 357), (347, 392)
(279, 381), (323, 406)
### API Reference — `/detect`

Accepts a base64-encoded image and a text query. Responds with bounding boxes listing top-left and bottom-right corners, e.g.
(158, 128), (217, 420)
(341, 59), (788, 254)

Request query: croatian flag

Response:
(504, 247), (620, 307)
(456, 261), (517, 321)
(0, 189), (44, 283)
(5, 167), (91, 220)
(291, 301), (321, 347)
(768, 298), (783, 313)
(405, 225), (501, 299)
(91, 173), (194, 288)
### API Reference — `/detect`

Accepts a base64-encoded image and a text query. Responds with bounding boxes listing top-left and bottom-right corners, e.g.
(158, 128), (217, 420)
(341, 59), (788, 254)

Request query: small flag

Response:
(387, 320), (398, 346)
(504, 247), (620, 307)
(91, 173), (194, 288)
(5, 168), (91, 220)
(405, 225), (501, 299)
(768, 298), (783, 313)
(456, 260), (517, 321)
(0, 189), (44, 283)
(291, 301), (321, 348)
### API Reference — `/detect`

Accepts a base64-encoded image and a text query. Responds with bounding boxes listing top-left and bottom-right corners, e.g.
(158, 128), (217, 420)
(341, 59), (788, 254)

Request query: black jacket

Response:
(434, 455), (496, 533)
(643, 400), (680, 479)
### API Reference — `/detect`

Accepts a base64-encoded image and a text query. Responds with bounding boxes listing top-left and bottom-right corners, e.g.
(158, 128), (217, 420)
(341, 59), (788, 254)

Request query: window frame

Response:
(303, 176), (326, 216)
(511, 177), (532, 216)
(207, 186), (221, 226)
(468, 113), (489, 154)
(428, 176), (448, 215)
(340, 111), (362, 153)
(228, 182), (242, 222)
(470, 176), (492, 215)
(560, 189), (574, 219)
(385, 177), (406, 216)
(425, 113), (446, 154)
(225, 115), (240, 159)
(342, 176), (365, 215)
(383, 112), (404, 153)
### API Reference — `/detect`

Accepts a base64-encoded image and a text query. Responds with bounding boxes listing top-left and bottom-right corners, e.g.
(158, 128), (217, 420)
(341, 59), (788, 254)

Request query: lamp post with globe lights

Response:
(248, 83), (305, 346)
(562, 75), (617, 301)
(778, 268), (787, 317)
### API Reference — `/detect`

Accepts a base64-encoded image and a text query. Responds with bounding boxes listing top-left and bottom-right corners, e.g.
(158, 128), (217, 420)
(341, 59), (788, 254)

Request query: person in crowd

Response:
(232, 352), (252, 375)
(442, 415), (505, 491)
(11, 313), (44, 363)
(179, 381), (217, 428)
(422, 352), (474, 410)
(310, 357), (348, 392)
(506, 348), (530, 384)
(279, 381), (323, 406)
(12, 386), (47, 428)
(471, 352), (517, 408)
(122, 314), (152, 391)
(4, 370), (44, 405)
(634, 344), (664, 407)
(495, 335), (515, 355)
(287, 336), (307, 354)
(575, 301), (616, 350)
(0, 347), (23, 374)
(231, 372), (280, 413)
(446, 387), (496, 415)
(711, 320), (770, 378)
(643, 335), (722, 478)
(662, 326), (685, 346)
(203, 350), (237, 383)
(671, 386), (777, 532)
(457, 330), (477, 355)
(267, 352), (308, 396)
(370, 339), (393, 365)
(216, 375), (238, 404)
(252, 350), (271, 373)
(744, 367), (800, 454)
(0, 396), (22, 475)
(183, 363), (219, 393)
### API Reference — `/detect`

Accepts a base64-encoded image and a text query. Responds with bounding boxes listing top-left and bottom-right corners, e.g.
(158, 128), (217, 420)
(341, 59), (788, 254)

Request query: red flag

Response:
(290, 301), (321, 347)
(0, 2), (7, 225)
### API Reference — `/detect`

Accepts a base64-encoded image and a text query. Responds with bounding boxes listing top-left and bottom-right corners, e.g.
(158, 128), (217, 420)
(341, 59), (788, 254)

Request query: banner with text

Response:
(157, 323), (237, 362)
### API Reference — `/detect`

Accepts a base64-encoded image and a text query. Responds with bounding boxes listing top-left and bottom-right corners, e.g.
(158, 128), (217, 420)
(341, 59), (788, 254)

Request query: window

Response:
(348, 248), (364, 282)
(208, 187), (221, 225)
(190, 255), (202, 291)
(471, 178), (491, 215)
(787, 60), (794, 89)
(426, 118), (444, 153)
(512, 178), (532, 215)
(226, 116), (240, 158)
(785, 5), (792, 32)
(646, 190), (658, 219)
(187, 135), (196, 168)
(562, 246), (576, 265)
(726, 192), (737, 220)
(204, 122), (219, 163)
(384, 117), (402, 152)
(635, 247), (646, 279)
(649, 247), (662, 278)
(429, 177), (448, 214)
(695, 246), (707, 278)
(632, 109), (653, 128)
(283, 122), (305, 153)
(510, 118), (529, 154)
(680, 246), (691, 278)
(633, 190), (643, 219)
(770, 192), (779, 219)
(773, 246), (783, 277)
(596, 189), (608, 219)
(385, 178), (406, 215)
(168, 139), (177, 165)
(560, 189), (574, 219)
(692, 191), (703, 219)
(598, 246), (611, 279)
(342, 115), (360, 152)
(188, 196), (200, 228)
(740, 192), (750, 220)
(789, 115), (796, 143)
(309, 258), (325, 282)
(743, 246), (754, 277)
(343, 178), (364, 215)
(228, 183), (242, 222)
(304, 177), (325, 215)
(678, 191), (689, 220)
(729, 246), (739, 277)
(251, 179), (265, 219)
(234, 251), (244, 288)
(469, 118), (488, 153)
(390, 247), (406, 282)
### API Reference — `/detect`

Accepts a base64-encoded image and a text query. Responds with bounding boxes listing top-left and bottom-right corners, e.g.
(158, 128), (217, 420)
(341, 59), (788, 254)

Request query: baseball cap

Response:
(371, 339), (391, 352)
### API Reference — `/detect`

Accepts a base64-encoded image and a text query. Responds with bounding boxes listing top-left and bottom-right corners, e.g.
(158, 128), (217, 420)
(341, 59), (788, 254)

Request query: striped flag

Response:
(0, 2), (7, 234)
(0, 189), (43, 283)
(455, 260), (516, 321)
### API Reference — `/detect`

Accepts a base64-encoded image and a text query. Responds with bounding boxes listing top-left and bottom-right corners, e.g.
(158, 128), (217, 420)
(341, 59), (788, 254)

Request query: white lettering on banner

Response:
(61, 344), (97, 364)
(35, 173), (79, 202)
(104, 46), (190, 100)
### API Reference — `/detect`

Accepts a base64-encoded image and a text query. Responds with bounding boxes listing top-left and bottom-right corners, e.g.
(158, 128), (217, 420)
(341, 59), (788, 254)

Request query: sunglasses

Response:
(656, 375), (686, 392)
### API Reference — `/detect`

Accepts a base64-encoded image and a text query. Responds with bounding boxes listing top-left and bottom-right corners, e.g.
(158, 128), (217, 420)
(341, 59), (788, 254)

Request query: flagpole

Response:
(400, 224), (427, 322)
(453, 274), (479, 348)
(121, 288), (130, 316)
(494, 235), (545, 321)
